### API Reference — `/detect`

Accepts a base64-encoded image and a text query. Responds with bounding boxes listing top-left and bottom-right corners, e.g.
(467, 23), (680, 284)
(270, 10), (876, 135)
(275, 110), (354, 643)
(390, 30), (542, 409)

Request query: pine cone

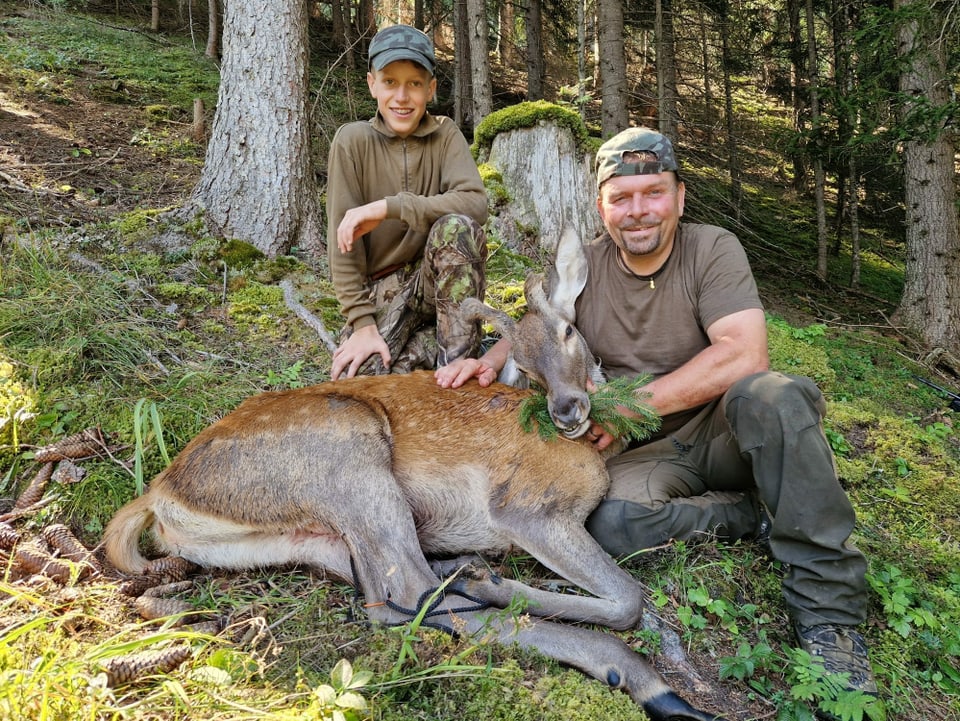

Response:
(0, 522), (21, 550)
(34, 427), (111, 462)
(100, 645), (192, 686)
(12, 462), (54, 510)
(134, 596), (196, 624)
(141, 556), (198, 582)
(14, 542), (73, 584)
(141, 579), (196, 598)
(42, 523), (101, 576)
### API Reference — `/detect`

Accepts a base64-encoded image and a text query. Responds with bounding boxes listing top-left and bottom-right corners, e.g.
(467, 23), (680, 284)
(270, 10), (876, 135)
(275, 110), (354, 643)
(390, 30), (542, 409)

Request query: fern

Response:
(519, 375), (661, 442)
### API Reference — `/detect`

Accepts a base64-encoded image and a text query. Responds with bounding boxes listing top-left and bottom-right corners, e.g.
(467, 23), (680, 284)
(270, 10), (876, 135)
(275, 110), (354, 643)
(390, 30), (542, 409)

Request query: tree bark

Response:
(205, 0), (220, 59)
(467, 0), (493, 126)
(655, 0), (679, 140)
(718, 2), (741, 221)
(525, 0), (545, 100)
(454, 0), (472, 127)
(804, 0), (828, 282)
(893, 2), (960, 356)
(187, 0), (322, 258)
(597, 0), (628, 136)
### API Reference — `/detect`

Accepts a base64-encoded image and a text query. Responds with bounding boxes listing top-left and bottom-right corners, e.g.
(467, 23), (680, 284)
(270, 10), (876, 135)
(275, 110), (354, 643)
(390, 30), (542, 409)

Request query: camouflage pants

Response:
(340, 214), (487, 375)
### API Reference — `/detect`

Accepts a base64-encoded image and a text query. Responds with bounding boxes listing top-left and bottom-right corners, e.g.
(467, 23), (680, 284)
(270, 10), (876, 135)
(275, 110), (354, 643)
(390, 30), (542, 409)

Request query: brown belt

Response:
(369, 263), (405, 282)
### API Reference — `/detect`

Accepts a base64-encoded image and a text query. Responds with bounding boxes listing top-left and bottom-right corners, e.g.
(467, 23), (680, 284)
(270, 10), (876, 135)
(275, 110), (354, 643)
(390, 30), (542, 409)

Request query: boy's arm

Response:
(327, 126), (378, 332)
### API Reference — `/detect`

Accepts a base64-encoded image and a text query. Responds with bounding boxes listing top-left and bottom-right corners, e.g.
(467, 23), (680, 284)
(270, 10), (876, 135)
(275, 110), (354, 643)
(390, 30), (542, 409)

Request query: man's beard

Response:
(618, 225), (662, 257)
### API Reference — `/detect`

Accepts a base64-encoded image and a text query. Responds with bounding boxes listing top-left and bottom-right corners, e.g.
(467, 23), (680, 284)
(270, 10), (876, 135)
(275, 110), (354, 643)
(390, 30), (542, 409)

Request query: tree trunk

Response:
(187, 0), (322, 258)
(893, 2), (960, 356)
(205, 0), (220, 59)
(805, 0), (828, 282)
(698, 6), (713, 145)
(787, 0), (807, 191)
(151, 0), (160, 32)
(655, 0), (679, 140)
(525, 0), (545, 100)
(498, 0), (516, 66)
(718, 3), (741, 220)
(467, 0), (493, 126)
(453, 0), (472, 127)
(597, 0), (628, 136)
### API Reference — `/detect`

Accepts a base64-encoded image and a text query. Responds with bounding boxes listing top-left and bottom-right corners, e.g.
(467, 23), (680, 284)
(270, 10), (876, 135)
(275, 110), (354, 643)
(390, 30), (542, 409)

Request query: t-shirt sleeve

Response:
(694, 227), (763, 331)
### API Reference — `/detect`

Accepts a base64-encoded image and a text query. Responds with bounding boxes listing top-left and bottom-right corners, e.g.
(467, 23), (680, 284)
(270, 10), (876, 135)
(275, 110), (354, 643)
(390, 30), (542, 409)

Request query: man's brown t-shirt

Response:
(574, 222), (763, 437)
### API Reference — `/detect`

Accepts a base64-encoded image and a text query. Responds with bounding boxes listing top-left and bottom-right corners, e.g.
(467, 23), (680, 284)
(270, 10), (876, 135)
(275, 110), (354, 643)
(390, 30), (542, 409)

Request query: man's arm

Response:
(641, 307), (769, 416)
(588, 308), (768, 450)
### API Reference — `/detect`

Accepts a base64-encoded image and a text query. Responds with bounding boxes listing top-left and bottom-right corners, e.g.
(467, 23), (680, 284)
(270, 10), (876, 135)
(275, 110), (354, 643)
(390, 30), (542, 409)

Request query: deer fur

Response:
(103, 229), (728, 721)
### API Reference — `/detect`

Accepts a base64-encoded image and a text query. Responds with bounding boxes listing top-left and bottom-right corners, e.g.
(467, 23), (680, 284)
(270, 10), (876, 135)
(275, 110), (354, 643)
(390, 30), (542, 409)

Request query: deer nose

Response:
(550, 394), (591, 435)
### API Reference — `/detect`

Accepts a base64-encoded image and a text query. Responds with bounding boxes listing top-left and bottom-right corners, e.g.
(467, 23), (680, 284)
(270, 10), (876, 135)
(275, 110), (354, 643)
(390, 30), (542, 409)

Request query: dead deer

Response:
(104, 230), (729, 721)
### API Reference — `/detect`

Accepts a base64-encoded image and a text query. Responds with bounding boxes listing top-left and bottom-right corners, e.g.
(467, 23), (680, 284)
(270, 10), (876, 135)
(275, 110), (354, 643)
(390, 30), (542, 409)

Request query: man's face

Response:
(596, 171), (685, 258)
(367, 60), (436, 138)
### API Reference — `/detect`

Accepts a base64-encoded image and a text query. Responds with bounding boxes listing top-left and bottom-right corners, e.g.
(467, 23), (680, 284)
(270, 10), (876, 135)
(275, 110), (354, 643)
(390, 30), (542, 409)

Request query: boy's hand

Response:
(337, 200), (388, 253)
(435, 358), (498, 389)
(331, 325), (391, 380)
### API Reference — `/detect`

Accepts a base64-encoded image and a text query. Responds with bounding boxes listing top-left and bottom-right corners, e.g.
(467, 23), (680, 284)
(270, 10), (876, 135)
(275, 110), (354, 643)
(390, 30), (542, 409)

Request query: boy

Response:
(326, 24), (488, 380)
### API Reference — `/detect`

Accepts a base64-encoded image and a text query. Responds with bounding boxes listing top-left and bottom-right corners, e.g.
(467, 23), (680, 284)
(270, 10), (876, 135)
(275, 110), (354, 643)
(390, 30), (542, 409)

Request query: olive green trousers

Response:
(585, 371), (868, 628)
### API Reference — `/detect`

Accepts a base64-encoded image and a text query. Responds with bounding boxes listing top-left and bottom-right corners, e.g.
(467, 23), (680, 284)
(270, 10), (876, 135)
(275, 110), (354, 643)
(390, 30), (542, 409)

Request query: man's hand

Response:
(584, 421), (616, 451)
(435, 358), (498, 388)
(331, 325), (390, 380)
(337, 200), (388, 253)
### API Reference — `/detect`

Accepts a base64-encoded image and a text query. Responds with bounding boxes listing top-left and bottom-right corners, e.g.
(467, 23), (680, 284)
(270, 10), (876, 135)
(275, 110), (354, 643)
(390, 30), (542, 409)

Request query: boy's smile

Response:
(367, 60), (436, 139)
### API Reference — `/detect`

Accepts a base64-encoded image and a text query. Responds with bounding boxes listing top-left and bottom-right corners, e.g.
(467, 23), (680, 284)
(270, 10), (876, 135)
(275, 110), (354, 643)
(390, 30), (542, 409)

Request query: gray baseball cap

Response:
(595, 127), (679, 188)
(368, 25), (435, 75)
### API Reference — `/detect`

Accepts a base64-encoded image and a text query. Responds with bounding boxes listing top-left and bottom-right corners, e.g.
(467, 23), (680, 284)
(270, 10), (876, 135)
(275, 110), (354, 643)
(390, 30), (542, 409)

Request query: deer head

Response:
(462, 227), (601, 438)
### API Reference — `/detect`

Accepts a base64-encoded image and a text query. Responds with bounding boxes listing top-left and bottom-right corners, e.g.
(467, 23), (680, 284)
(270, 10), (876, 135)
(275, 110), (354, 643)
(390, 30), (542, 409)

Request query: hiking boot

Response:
(794, 622), (880, 719)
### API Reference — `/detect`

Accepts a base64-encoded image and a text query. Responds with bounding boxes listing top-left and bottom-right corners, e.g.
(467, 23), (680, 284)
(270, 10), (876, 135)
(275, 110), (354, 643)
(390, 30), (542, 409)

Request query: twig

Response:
(280, 280), (338, 353)
(0, 496), (55, 523)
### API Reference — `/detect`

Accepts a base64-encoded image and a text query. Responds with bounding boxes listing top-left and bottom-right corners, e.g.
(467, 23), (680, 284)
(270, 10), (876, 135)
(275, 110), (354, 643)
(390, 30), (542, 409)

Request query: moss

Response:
(218, 239), (266, 268)
(766, 315), (836, 389)
(472, 101), (591, 160)
(109, 208), (164, 238)
(478, 162), (511, 208)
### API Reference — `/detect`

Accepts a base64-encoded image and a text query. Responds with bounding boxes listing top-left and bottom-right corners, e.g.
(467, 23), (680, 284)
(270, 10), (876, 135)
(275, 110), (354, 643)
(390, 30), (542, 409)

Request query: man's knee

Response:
(585, 499), (672, 557)
(725, 371), (826, 432)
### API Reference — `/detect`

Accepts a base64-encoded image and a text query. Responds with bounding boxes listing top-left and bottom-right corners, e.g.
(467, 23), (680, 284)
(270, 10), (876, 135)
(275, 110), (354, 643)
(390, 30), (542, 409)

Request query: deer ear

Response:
(546, 225), (588, 323)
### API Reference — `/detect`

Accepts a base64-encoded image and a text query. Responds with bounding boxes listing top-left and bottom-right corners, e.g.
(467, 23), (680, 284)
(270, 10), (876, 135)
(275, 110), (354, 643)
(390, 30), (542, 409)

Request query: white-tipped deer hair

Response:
(103, 228), (728, 721)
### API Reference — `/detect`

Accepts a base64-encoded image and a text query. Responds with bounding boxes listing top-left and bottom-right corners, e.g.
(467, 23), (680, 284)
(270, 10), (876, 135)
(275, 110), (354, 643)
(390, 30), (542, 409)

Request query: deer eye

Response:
(565, 325), (574, 338)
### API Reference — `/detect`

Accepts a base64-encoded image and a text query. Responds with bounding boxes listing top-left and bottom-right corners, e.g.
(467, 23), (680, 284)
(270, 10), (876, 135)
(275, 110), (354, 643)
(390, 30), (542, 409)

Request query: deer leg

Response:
(451, 512), (644, 629)
(452, 611), (729, 721)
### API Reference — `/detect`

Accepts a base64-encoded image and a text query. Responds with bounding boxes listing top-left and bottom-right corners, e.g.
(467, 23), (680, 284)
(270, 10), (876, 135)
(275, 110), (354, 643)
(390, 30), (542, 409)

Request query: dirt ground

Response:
(0, 60), (202, 231)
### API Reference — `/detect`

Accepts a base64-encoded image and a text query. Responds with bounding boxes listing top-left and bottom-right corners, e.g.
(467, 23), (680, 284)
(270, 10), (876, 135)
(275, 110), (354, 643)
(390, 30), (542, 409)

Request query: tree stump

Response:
(485, 120), (601, 255)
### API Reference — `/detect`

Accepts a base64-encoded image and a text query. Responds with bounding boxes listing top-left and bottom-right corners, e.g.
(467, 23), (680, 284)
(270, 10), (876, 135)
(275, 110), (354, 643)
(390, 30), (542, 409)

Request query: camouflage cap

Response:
(595, 127), (679, 188)
(368, 24), (435, 75)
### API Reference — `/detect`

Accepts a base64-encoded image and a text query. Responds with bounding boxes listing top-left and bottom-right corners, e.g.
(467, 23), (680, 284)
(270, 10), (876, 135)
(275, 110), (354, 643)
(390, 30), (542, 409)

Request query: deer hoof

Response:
(642, 691), (729, 721)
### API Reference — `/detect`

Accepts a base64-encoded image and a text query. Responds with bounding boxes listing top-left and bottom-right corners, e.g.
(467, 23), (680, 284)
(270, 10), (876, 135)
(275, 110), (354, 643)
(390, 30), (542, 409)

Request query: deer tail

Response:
(103, 493), (155, 575)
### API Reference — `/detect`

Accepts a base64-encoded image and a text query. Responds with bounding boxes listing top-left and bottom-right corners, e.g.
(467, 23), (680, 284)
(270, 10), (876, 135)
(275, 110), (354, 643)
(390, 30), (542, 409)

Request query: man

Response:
(436, 127), (880, 720)
(327, 24), (488, 380)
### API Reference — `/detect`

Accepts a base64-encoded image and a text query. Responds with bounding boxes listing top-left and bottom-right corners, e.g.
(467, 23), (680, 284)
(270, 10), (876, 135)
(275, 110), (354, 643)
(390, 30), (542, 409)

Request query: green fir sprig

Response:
(519, 375), (661, 442)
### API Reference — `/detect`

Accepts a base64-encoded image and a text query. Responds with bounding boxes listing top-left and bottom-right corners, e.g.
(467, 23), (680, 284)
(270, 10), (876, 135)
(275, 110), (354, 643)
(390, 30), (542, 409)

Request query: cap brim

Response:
(371, 48), (434, 74)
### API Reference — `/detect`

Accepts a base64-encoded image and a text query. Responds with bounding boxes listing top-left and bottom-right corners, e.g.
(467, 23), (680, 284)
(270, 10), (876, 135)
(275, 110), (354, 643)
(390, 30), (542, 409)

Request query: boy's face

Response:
(367, 60), (436, 138)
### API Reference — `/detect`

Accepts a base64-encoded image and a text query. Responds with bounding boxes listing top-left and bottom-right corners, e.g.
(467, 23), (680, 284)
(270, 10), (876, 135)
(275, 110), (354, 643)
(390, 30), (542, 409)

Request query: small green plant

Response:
(305, 658), (372, 721)
(132, 398), (171, 495)
(263, 360), (306, 389)
(782, 645), (887, 721)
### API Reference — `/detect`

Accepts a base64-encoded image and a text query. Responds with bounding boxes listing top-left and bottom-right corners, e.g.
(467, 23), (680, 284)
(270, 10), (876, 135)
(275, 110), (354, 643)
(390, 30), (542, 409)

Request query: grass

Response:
(1, 6), (959, 721)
